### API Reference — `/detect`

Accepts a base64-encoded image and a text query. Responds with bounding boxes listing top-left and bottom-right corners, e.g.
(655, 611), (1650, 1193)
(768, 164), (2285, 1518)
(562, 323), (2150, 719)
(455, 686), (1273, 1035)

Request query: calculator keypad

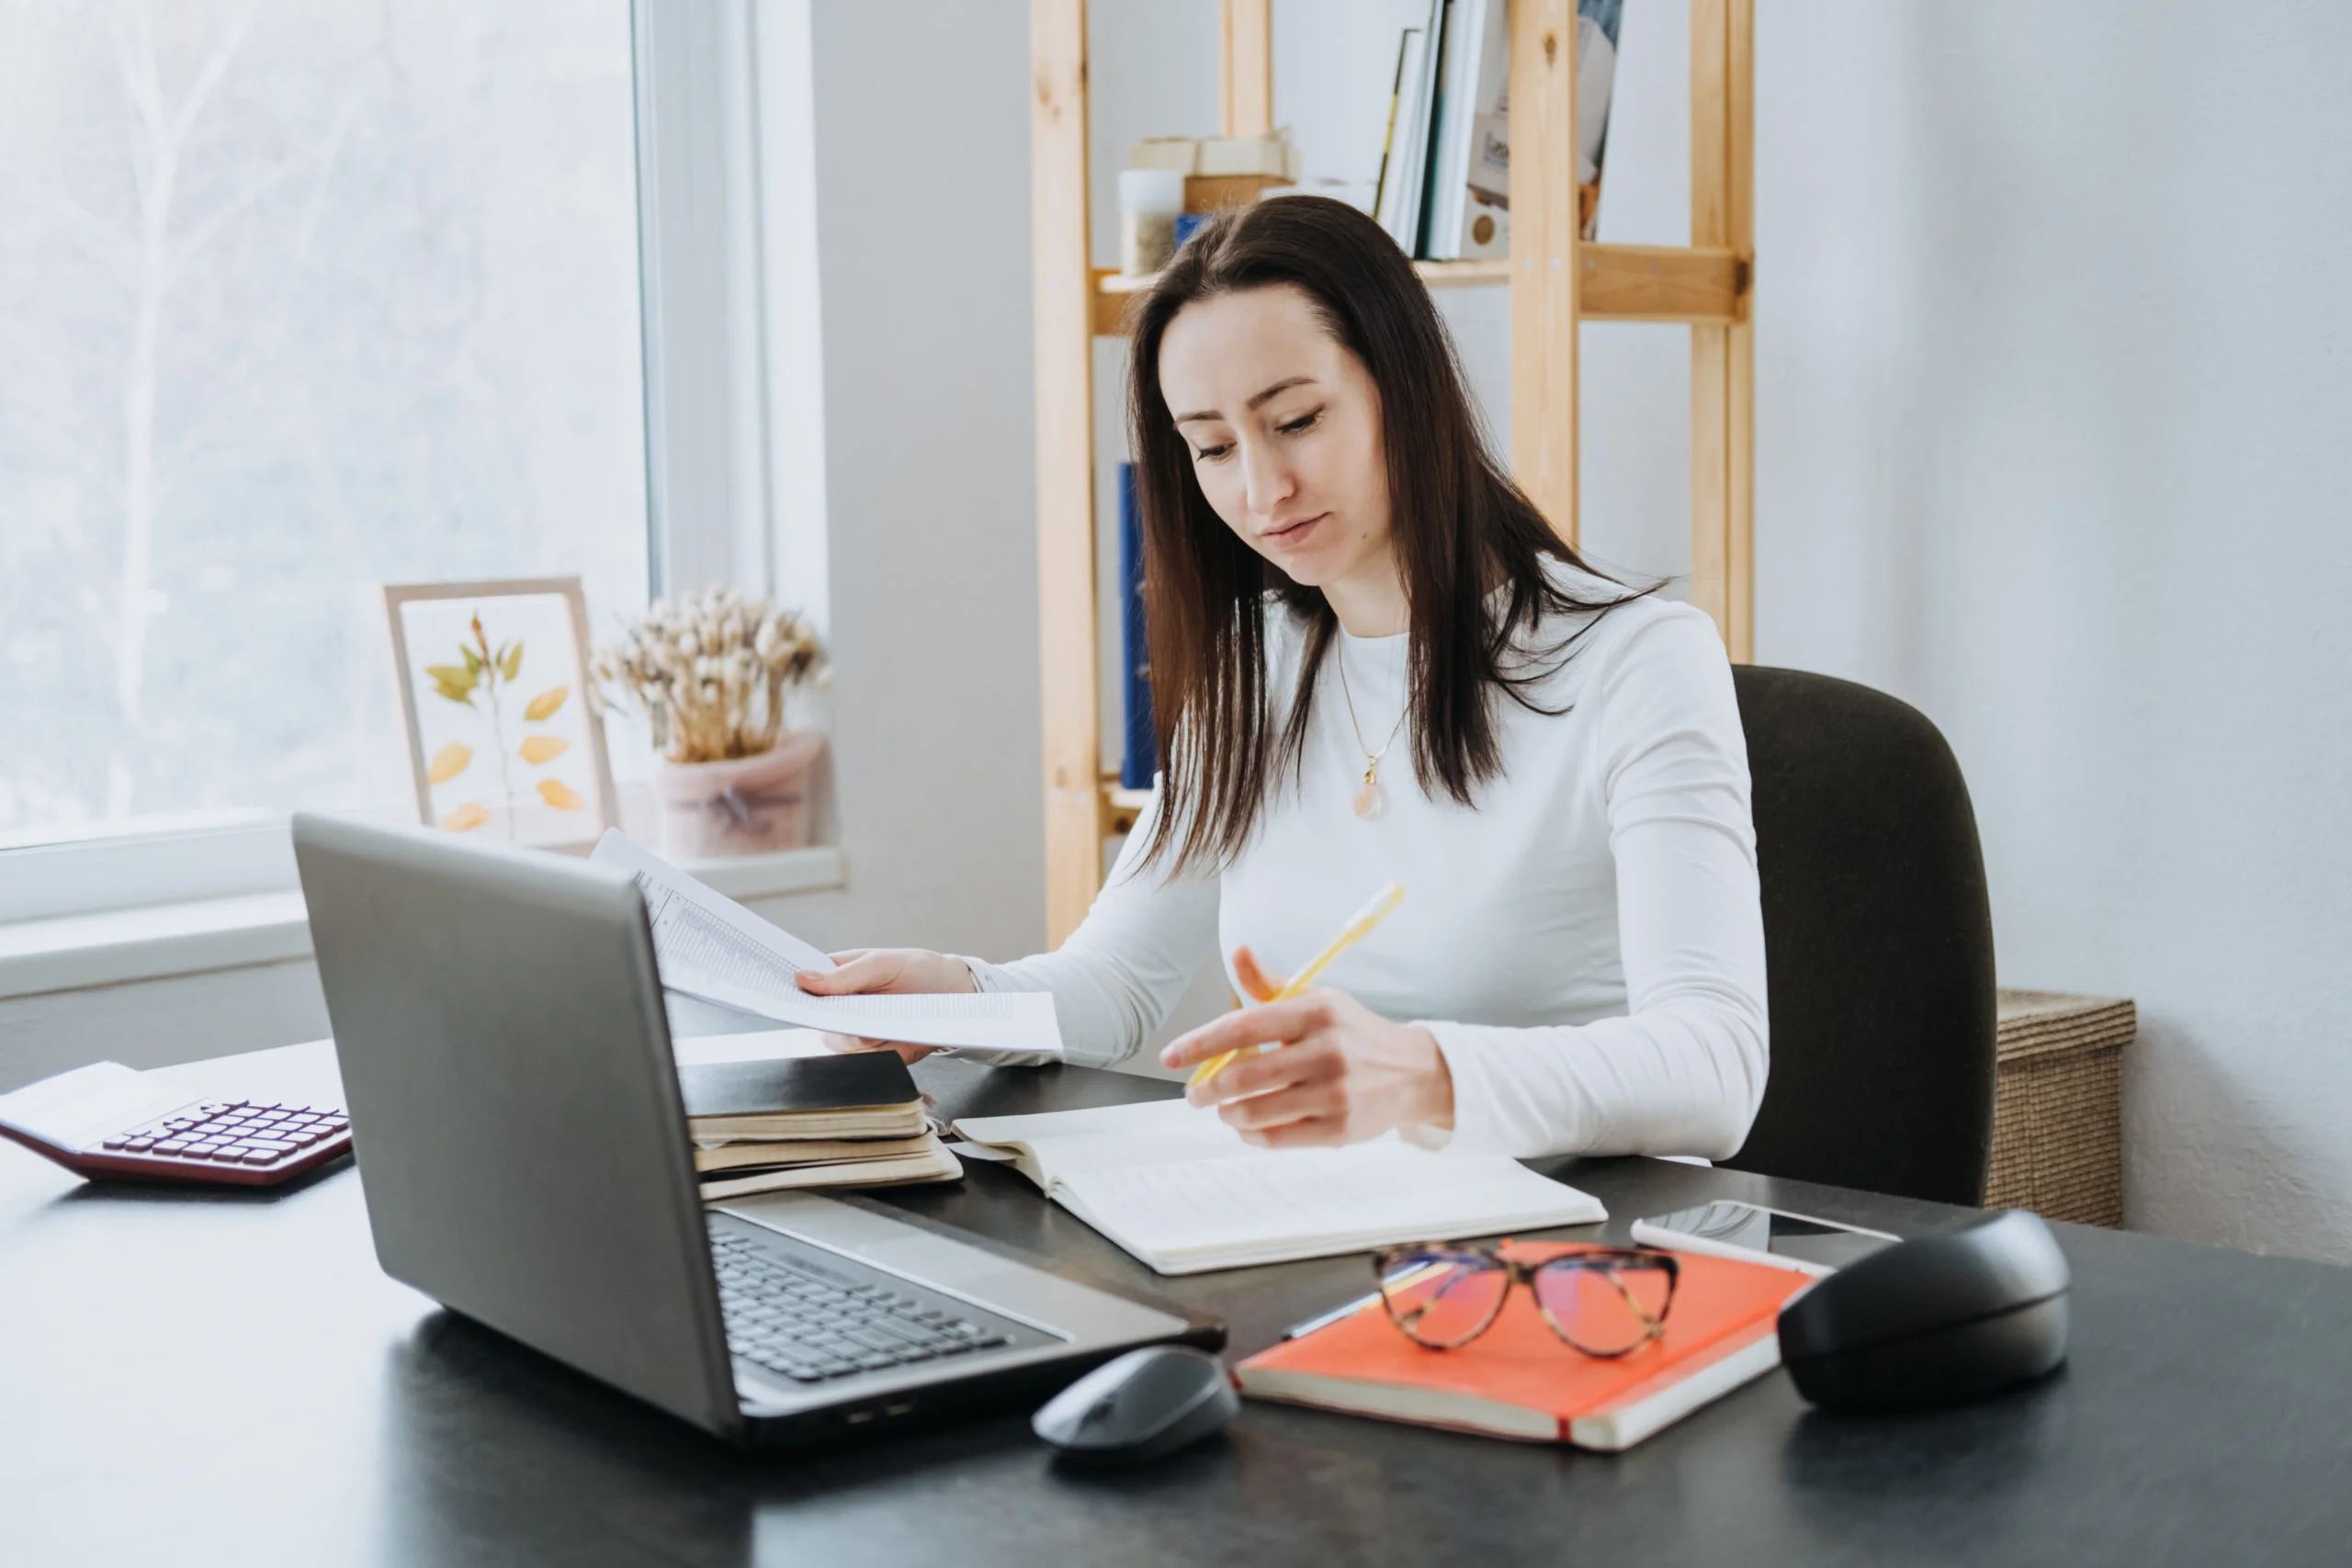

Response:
(101, 1100), (350, 1169)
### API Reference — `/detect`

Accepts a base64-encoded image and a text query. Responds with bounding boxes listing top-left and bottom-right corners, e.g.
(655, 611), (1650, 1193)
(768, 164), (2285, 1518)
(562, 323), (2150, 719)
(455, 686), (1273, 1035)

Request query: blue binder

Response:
(1118, 464), (1157, 791)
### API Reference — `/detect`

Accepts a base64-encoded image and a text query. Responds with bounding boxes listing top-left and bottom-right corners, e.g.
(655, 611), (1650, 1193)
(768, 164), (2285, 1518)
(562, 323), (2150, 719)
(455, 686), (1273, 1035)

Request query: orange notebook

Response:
(1237, 1247), (1812, 1450)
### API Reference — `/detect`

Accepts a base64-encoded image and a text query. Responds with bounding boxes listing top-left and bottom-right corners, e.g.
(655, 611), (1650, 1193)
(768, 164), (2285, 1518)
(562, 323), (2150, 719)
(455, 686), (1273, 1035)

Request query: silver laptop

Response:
(291, 812), (1203, 1448)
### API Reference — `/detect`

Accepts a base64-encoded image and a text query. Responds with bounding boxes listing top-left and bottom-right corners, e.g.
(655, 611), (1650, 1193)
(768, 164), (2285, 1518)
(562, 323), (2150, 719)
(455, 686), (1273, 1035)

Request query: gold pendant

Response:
(1352, 760), (1385, 820)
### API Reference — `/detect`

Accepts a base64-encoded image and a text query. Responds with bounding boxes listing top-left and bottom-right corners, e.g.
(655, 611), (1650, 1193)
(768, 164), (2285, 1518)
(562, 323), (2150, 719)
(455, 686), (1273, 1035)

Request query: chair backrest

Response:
(1727, 666), (1996, 1205)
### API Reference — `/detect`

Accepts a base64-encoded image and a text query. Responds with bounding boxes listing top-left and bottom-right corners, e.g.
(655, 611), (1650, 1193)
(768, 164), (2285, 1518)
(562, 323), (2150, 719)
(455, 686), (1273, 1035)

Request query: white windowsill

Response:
(673, 844), (846, 903)
(0, 844), (847, 1003)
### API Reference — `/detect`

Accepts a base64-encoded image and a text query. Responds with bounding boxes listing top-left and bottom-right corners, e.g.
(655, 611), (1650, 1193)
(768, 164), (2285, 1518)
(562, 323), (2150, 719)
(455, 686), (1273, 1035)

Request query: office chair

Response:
(1725, 666), (1996, 1206)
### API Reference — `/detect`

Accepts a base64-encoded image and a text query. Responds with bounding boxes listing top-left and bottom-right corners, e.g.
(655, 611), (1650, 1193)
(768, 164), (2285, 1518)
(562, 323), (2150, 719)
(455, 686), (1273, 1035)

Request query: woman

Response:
(802, 196), (1767, 1160)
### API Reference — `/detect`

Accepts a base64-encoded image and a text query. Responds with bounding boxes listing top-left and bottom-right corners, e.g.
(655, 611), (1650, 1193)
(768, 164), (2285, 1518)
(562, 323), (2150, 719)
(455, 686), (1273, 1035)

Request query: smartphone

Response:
(1629, 1200), (1900, 1277)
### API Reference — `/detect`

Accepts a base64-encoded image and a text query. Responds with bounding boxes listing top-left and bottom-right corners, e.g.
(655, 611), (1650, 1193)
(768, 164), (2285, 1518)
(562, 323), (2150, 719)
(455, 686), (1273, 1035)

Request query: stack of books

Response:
(683, 1055), (960, 1201)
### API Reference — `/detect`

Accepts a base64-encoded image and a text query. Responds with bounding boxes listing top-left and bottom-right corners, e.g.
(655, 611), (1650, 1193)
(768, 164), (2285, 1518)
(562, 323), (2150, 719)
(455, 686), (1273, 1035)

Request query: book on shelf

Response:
(950, 1097), (1603, 1276)
(1372, 16), (1436, 254)
(680, 1054), (960, 1199)
(1237, 1245), (1811, 1450)
(1420, 0), (1471, 256)
(1419, 0), (1623, 261)
(1117, 462), (1155, 791)
(1369, 27), (1414, 234)
(1424, 0), (1507, 259)
(1572, 0), (1624, 242)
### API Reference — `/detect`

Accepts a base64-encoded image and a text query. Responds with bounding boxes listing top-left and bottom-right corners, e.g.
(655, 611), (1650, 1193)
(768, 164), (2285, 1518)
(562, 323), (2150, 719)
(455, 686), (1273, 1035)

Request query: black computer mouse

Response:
(1778, 1210), (2071, 1412)
(1031, 1345), (1238, 1464)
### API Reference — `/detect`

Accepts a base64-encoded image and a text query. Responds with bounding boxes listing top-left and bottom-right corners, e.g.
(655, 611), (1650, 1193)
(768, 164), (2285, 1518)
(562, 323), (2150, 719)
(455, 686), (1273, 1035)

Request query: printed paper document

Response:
(591, 832), (1062, 1056)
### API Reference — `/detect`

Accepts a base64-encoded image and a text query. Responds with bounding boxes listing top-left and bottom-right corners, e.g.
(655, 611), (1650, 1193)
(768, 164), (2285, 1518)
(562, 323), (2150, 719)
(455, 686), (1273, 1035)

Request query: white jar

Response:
(1118, 168), (1186, 276)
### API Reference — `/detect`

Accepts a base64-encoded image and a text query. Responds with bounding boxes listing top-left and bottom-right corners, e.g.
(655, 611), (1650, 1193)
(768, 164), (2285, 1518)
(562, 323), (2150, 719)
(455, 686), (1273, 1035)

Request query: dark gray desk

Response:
(5, 1043), (2349, 1566)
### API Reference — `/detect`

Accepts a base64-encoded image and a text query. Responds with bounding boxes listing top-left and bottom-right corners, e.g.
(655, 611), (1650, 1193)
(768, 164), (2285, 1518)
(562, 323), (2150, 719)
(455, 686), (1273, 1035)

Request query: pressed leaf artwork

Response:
(413, 609), (594, 839)
(424, 614), (528, 837)
(425, 662), (478, 705)
(427, 742), (473, 784)
(391, 581), (611, 851)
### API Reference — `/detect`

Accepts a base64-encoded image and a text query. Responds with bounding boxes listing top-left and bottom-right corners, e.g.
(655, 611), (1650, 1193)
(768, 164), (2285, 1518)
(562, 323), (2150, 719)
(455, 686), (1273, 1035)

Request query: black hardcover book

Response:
(679, 1053), (919, 1121)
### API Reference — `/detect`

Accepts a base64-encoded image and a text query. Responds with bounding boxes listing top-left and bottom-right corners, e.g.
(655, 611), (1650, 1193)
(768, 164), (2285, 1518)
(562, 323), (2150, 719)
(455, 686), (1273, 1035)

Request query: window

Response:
(0, 1), (648, 863)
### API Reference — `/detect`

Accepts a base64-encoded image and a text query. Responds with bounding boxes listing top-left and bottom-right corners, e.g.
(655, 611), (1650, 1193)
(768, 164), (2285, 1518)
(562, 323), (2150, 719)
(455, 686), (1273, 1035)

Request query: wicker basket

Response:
(1984, 990), (2135, 1226)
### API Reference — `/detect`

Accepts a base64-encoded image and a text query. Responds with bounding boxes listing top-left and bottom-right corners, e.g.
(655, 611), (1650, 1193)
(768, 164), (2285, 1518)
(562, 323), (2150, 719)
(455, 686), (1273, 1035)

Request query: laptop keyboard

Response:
(710, 1224), (1015, 1383)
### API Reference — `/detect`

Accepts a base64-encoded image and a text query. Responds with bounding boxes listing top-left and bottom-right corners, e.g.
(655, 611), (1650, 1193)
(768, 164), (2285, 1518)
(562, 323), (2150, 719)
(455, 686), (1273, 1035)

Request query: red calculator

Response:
(0, 1063), (352, 1188)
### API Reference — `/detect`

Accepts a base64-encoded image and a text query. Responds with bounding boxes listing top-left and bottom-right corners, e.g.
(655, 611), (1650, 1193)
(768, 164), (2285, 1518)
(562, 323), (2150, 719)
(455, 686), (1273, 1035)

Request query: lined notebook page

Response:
(954, 1099), (1244, 1183)
(1057, 1144), (1605, 1274)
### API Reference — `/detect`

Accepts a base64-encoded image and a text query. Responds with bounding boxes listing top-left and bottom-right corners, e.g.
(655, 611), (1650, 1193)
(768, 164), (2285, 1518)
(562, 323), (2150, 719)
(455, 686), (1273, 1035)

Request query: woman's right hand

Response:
(795, 948), (976, 1063)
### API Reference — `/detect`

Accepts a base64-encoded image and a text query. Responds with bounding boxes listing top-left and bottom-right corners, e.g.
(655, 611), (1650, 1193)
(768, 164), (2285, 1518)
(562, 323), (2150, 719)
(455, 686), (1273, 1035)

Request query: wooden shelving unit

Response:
(1033, 0), (1756, 942)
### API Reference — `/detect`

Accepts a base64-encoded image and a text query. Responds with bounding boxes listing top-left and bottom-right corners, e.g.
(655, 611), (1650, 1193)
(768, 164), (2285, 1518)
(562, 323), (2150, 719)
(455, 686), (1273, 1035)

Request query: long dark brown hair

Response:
(1130, 195), (1645, 874)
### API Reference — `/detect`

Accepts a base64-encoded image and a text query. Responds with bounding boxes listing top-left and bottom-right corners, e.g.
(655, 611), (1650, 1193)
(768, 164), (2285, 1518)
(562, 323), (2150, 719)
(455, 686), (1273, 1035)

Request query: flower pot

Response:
(651, 730), (826, 858)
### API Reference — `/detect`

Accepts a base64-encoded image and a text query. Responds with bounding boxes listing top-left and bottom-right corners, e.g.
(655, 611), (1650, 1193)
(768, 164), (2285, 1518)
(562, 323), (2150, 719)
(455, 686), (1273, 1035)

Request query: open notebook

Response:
(950, 1099), (1604, 1276)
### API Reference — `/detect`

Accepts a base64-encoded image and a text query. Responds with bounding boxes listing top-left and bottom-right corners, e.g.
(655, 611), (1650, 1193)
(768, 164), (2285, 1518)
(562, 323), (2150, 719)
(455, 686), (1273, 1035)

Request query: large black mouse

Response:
(1031, 1345), (1238, 1464)
(1778, 1209), (2071, 1412)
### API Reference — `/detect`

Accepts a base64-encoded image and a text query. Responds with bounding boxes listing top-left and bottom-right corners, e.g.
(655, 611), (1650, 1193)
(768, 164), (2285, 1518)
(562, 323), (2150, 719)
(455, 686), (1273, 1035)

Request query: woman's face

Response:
(1157, 284), (1394, 600)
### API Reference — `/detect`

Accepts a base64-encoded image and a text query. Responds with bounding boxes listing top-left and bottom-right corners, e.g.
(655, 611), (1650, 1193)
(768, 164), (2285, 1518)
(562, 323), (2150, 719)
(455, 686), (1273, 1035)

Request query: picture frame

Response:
(383, 576), (618, 851)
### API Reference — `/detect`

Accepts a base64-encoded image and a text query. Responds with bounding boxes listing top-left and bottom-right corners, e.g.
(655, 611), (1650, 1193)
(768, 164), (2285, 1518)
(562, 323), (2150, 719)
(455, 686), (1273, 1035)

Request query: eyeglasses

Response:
(1372, 1241), (1679, 1357)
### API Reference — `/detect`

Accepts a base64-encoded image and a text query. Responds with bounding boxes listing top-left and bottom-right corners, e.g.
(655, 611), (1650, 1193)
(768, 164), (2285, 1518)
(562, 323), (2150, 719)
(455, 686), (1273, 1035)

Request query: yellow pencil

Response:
(1190, 881), (1407, 1088)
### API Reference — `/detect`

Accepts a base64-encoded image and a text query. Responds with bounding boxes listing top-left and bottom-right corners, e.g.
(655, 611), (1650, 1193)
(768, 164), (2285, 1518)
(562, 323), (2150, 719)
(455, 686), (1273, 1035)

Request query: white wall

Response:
(761, 0), (1046, 964)
(1741, 1), (2352, 1259)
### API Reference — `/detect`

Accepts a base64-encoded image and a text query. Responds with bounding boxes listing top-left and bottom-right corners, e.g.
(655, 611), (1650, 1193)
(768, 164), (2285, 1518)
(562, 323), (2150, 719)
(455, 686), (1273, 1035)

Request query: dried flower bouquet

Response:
(594, 589), (827, 765)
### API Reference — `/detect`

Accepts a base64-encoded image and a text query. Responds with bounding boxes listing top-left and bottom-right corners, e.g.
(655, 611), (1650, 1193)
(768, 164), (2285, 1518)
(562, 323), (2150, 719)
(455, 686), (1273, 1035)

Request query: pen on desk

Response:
(1280, 1291), (1384, 1342)
(1279, 1261), (1451, 1340)
(1189, 881), (1407, 1089)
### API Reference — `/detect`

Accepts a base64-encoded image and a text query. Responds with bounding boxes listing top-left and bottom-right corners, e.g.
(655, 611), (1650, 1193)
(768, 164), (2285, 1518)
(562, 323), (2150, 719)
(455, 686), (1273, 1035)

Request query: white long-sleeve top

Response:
(965, 571), (1769, 1161)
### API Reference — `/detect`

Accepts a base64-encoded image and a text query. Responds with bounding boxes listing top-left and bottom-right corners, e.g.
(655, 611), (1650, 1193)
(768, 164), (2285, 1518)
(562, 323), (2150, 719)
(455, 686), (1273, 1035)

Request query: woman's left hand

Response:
(1158, 946), (1454, 1147)
(795, 948), (976, 1064)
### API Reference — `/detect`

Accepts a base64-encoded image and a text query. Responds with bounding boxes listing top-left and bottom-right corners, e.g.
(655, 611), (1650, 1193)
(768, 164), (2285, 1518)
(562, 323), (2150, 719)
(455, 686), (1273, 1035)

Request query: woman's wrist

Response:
(1406, 1023), (1455, 1130)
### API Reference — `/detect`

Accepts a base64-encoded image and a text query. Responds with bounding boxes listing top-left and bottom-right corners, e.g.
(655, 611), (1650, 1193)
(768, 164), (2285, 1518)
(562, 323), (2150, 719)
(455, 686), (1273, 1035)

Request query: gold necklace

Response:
(1336, 642), (1407, 820)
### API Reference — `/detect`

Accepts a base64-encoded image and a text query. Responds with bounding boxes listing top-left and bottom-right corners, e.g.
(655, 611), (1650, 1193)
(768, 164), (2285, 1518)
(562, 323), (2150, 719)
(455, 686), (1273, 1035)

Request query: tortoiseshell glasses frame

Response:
(1371, 1242), (1680, 1357)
